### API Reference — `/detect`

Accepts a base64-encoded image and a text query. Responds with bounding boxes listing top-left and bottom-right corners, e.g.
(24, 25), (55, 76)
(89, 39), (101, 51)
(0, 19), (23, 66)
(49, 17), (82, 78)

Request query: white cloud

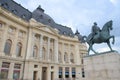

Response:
(110, 0), (118, 5)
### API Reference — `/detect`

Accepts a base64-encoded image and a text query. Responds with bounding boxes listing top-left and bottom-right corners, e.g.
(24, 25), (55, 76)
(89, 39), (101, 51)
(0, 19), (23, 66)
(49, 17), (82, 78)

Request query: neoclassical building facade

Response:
(0, 0), (87, 80)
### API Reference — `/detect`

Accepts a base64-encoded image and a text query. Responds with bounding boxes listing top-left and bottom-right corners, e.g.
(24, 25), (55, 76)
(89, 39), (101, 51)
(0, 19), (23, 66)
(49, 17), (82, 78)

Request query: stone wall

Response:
(84, 52), (120, 80)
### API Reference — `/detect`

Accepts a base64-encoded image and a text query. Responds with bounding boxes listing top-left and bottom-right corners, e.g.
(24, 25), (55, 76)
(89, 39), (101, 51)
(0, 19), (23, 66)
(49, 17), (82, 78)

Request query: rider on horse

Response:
(90, 22), (101, 41)
(84, 20), (114, 55)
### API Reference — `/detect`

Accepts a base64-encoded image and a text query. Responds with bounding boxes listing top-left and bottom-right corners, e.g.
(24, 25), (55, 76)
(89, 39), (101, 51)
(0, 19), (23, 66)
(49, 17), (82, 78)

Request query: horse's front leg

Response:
(107, 40), (113, 51)
(109, 36), (115, 44)
(88, 43), (93, 55)
(88, 43), (98, 54)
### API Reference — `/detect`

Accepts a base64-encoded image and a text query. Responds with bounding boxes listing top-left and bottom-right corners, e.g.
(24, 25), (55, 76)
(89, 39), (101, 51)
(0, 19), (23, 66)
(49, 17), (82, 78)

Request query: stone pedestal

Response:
(84, 52), (120, 80)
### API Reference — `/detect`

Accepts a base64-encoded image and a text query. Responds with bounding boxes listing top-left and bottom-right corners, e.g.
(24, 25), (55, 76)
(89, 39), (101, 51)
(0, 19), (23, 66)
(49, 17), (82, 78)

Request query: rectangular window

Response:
(65, 67), (69, 78)
(14, 64), (21, 69)
(1, 69), (8, 79)
(72, 68), (76, 78)
(34, 65), (38, 68)
(0, 62), (10, 79)
(13, 70), (20, 79)
(59, 67), (62, 78)
(13, 64), (21, 79)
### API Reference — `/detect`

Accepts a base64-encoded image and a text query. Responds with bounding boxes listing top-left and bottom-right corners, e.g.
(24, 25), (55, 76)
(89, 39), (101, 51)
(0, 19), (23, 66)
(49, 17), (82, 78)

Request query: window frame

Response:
(4, 39), (12, 55)
(16, 42), (22, 57)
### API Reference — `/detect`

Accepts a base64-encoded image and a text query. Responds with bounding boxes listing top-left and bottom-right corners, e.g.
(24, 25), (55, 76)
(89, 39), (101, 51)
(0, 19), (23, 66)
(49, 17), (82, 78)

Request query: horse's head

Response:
(102, 20), (113, 31)
(108, 20), (113, 30)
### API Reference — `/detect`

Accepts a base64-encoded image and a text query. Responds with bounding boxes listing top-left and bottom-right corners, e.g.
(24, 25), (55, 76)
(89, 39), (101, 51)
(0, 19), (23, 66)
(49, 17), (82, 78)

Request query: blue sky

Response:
(14, 0), (120, 53)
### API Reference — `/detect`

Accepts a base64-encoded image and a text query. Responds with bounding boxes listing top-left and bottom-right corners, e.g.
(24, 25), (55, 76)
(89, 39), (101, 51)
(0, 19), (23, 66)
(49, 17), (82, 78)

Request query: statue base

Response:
(84, 52), (120, 80)
(85, 50), (118, 57)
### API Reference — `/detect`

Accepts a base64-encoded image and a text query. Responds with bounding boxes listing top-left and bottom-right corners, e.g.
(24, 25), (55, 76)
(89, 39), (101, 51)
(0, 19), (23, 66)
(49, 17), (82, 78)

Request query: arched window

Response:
(4, 39), (12, 55)
(33, 45), (38, 58)
(70, 53), (74, 63)
(58, 52), (62, 63)
(16, 42), (22, 57)
(42, 47), (46, 60)
(64, 52), (68, 63)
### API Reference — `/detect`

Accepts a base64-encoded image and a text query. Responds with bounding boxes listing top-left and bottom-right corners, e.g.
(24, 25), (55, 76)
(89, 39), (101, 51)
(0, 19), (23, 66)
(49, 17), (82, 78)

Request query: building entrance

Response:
(33, 71), (37, 80)
(42, 67), (47, 80)
(51, 72), (54, 80)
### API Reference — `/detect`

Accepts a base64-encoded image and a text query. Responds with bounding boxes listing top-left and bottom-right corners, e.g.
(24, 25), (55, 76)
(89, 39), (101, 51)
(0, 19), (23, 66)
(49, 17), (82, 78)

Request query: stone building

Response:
(0, 0), (87, 80)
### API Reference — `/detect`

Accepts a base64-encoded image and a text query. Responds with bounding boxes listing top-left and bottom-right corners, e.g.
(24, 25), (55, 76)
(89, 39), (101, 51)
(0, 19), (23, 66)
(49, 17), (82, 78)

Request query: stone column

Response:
(47, 66), (51, 80)
(69, 67), (72, 79)
(26, 27), (33, 59)
(31, 33), (35, 58)
(39, 35), (43, 60)
(68, 44), (70, 64)
(47, 37), (50, 61)
(0, 24), (9, 54)
(38, 66), (42, 80)
(0, 60), (2, 73)
(54, 39), (58, 63)
(11, 29), (19, 57)
(63, 67), (65, 79)
(62, 43), (65, 64)
(8, 62), (14, 79)
(54, 66), (59, 80)
(75, 44), (79, 65)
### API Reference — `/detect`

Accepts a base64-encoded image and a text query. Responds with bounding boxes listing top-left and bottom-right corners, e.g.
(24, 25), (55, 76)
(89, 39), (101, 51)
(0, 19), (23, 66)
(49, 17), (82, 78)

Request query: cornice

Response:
(0, 7), (29, 27)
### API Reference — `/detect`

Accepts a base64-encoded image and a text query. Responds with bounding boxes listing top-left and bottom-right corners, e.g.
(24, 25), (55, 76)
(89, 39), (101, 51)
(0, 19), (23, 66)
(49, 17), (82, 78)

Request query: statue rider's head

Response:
(94, 22), (97, 25)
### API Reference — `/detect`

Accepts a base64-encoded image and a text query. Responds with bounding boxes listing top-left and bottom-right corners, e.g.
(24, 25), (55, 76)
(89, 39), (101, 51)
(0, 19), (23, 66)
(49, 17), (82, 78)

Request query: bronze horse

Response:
(83, 20), (115, 55)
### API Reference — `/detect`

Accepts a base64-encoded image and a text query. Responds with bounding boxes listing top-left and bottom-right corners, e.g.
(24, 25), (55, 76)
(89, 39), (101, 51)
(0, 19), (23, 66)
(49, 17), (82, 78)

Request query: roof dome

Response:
(32, 5), (56, 28)
(32, 5), (74, 37)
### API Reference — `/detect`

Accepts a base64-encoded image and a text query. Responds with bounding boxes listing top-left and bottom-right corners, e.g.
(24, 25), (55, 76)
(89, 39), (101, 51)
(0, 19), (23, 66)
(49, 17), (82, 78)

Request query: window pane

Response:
(59, 67), (62, 78)
(65, 67), (69, 78)
(33, 46), (37, 57)
(1, 69), (8, 79)
(2, 62), (10, 68)
(4, 40), (12, 55)
(16, 43), (22, 57)
(70, 53), (74, 63)
(14, 64), (21, 69)
(13, 70), (20, 79)
(72, 68), (76, 78)
(13, 64), (21, 79)
(0, 62), (10, 79)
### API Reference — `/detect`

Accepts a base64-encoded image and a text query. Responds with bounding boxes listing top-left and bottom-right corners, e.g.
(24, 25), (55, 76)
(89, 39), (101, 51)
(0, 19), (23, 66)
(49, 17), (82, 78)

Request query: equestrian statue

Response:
(83, 20), (115, 55)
